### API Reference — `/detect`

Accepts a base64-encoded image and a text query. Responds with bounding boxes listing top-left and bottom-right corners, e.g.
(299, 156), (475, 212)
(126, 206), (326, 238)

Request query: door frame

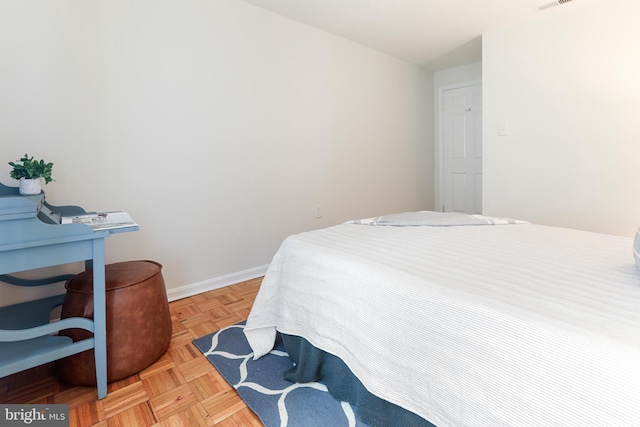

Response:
(435, 79), (482, 212)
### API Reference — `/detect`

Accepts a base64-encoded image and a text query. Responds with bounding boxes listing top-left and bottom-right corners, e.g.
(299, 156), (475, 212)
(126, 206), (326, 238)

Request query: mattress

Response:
(244, 215), (640, 426)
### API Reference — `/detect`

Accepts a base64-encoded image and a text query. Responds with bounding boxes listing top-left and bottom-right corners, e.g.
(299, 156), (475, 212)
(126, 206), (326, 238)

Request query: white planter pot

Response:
(19, 178), (42, 195)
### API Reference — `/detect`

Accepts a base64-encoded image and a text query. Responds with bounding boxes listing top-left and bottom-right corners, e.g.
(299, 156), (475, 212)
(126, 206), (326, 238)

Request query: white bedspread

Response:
(244, 219), (640, 427)
(354, 210), (527, 226)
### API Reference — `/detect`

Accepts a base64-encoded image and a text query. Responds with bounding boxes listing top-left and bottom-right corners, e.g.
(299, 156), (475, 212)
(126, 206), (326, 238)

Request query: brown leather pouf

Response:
(56, 260), (172, 386)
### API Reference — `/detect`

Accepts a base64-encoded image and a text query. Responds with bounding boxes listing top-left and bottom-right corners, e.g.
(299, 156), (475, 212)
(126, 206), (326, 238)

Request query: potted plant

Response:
(8, 154), (55, 195)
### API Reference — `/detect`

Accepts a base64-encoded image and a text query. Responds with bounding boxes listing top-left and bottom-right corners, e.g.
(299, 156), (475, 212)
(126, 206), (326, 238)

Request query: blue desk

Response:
(0, 183), (137, 399)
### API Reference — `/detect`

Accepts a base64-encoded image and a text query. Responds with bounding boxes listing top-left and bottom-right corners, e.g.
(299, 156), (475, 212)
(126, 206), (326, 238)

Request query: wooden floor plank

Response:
(200, 390), (247, 424)
(0, 277), (263, 426)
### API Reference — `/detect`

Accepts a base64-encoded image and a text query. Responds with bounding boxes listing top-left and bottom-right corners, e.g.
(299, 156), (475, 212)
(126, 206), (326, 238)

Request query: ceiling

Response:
(238, 0), (587, 70)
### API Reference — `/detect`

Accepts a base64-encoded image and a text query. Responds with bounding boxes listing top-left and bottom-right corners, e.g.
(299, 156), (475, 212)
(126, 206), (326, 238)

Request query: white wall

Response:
(483, 0), (640, 237)
(433, 61), (482, 210)
(0, 0), (433, 302)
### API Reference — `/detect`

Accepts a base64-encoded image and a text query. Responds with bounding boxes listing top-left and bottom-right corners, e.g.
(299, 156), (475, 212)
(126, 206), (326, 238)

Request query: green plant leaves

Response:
(8, 153), (55, 184)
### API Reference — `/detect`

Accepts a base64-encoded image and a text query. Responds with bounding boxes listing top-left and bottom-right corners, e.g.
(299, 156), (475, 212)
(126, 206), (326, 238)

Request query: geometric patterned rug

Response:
(192, 322), (371, 427)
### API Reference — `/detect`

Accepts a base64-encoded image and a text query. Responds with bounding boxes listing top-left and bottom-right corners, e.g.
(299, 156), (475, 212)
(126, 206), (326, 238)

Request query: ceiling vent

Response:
(536, 0), (574, 11)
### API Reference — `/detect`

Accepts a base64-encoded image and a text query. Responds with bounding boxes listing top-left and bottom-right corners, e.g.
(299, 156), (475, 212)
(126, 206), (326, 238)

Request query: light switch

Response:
(498, 123), (509, 136)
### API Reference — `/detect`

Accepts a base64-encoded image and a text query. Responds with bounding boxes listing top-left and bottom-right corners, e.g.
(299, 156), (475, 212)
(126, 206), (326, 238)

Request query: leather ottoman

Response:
(56, 260), (172, 385)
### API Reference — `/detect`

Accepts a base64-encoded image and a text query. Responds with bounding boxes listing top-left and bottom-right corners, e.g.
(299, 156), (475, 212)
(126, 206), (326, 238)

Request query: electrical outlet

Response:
(315, 204), (322, 218)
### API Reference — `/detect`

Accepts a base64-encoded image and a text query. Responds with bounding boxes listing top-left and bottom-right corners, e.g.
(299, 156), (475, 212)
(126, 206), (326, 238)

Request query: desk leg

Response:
(92, 239), (108, 399)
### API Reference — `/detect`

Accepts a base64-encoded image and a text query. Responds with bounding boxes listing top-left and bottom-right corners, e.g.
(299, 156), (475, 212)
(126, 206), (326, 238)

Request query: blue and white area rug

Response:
(193, 322), (370, 427)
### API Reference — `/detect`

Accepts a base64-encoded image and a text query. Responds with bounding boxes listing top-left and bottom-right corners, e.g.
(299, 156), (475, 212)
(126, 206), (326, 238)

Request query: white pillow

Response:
(634, 228), (640, 269)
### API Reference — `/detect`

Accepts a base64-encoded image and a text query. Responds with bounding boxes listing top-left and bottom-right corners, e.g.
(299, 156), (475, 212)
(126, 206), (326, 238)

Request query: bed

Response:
(243, 211), (640, 426)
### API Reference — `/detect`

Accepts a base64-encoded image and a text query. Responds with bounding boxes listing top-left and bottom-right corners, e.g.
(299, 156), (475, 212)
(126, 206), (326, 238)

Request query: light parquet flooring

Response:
(0, 278), (264, 427)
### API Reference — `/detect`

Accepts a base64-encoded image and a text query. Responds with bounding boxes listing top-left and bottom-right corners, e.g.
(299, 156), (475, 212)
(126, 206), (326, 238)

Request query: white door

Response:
(442, 83), (482, 214)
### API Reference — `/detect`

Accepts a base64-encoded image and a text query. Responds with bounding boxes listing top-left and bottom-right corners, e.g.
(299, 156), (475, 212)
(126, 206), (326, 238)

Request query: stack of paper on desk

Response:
(61, 211), (137, 231)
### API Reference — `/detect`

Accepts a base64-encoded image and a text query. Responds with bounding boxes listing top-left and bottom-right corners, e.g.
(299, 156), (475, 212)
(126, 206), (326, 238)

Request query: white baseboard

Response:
(166, 264), (269, 302)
